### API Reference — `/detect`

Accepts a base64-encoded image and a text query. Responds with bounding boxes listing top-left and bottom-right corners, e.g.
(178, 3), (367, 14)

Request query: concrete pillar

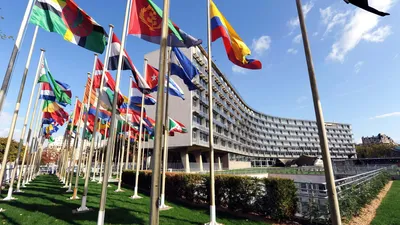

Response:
(180, 151), (190, 173)
(193, 151), (203, 172)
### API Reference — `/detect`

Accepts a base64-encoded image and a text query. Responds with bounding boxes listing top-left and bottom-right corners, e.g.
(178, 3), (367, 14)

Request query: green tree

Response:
(0, 137), (24, 163)
(356, 143), (396, 158)
(0, 8), (13, 40)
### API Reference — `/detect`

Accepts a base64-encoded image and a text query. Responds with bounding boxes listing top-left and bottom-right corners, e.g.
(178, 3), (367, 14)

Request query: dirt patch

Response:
(345, 180), (393, 225)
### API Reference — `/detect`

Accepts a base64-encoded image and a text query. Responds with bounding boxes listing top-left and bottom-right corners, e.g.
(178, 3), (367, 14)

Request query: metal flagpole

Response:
(18, 84), (41, 190)
(206, 0), (219, 224)
(141, 139), (145, 171)
(159, 48), (172, 210)
(115, 128), (122, 180)
(63, 98), (79, 188)
(29, 100), (44, 181)
(130, 60), (147, 199)
(92, 135), (100, 181)
(65, 97), (80, 192)
(295, 0), (341, 224)
(97, 1), (131, 223)
(149, 0), (170, 223)
(70, 70), (95, 200)
(0, 0), (35, 112)
(5, 43), (43, 199)
(125, 111), (132, 170)
(116, 75), (132, 192)
(27, 97), (43, 184)
(109, 119), (118, 180)
(0, 26), (41, 195)
(97, 126), (107, 184)
(15, 45), (43, 193)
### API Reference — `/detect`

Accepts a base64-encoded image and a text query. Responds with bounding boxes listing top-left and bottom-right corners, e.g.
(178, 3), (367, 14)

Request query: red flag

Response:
(145, 64), (159, 89)
(73, 100), (82, 126)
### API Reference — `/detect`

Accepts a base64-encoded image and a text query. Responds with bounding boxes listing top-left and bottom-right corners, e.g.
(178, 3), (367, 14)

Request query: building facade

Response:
(144, 46), (356, 171)
(362, 133), (396, 145)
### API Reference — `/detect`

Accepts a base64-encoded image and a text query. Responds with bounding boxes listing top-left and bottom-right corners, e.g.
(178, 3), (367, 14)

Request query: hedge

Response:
(122, 170), (298, 220)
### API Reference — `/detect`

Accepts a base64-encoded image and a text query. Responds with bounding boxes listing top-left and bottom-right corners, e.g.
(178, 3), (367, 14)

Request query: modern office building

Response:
(144, 46), (356, 171)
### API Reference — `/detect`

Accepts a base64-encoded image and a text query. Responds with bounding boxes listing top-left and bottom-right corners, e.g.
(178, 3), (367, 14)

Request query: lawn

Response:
(0, 175), (269, 225)
(371, 180), (400, 225)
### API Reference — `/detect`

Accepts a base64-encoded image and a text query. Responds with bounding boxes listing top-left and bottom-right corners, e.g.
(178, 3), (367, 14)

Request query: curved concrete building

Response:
(144, 46), (356, 171)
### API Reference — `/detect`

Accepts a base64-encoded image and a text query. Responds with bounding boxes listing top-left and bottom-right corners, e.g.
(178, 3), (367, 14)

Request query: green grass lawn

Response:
(371, 180), (400, 225)
(0, 175), (269, 225)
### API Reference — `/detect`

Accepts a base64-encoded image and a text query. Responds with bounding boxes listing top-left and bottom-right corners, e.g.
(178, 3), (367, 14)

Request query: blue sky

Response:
(0, 0), (399, 144)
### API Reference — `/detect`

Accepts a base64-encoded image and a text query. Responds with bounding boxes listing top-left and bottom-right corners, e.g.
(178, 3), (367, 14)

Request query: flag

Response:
(128, 0), (202, 47)
(94, 58), (125, 106)
(83, 77), (97, 106)
(42, 118), (55, 125)
(170, 47), (199, 91)
(344, 0), (390, 16)
(169, 117), (187, 135)
(42, 101), (69, 126)
(145, 64), (185, 100)
(108, 34), (150, 92)
(131, 81), (156, 105)
(88, 106), (111, 121)
(73, 100), (82, 126)
(29, 0), (108, 53)
(210, 0), (262, 70)
(49, 136), (55, 143)
(56, 80), (72, 99)
(38, 59), (72, 106)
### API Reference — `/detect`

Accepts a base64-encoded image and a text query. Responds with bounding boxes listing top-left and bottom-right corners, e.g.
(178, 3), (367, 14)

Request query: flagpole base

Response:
(204, 205), (222, 225)
(114, 188), (124, 192)
(62, 185), (69, 188)
(2, 197), (17, 201)
(0, 208), (5, 212)
(129, 194), (142, 199)
(69, 196), (80, 200)
(72, 206), (92, 214)
(65, 188), (73, 193)
(159, 204), (172, 211)
(14, 189), (24, 193)
(97, 210), (105, 225)
(21, 184), (27, 188)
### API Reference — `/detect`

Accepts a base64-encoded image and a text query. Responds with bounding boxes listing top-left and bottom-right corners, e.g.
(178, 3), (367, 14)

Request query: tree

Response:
(41, 148), (60, 165)
(0, 137), (24, 163)
(0, 8), (13, 40)
(356, 143), (396, 158)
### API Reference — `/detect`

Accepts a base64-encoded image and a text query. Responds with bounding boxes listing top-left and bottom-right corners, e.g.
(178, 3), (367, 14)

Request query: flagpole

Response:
(28, 97), (43, 183)
(29, 99), (44, 181)
(206, 0), (218, 224)
(0, 26), (41, 196)
(115, 126), (123, 180)
(66, 113), (80, 193)
(149, 0), (171, 223)
(125, 80), (132, 171)
(6, 45), (43, 199)
(296, 0), (341, 224)
(92, 139), (99, 181)
(97, 126), (107, 184)
(65, 97), (79, 190)
(159, 48), (172, 210)
(15, 45), (43, 193)
(97, 2), (129, 220)
(116, 75), (132, 192)
(130, 61), (147, 199)
(75, 25), (114, 213)
(0, 0), (35, 112)
(18, 83), (41, 190)
(70, 71), (95, 200)
(63, 98), (79, 188)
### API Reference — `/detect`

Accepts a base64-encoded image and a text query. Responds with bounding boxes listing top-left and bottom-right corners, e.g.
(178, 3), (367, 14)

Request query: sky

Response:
(0, 0), (400, 144)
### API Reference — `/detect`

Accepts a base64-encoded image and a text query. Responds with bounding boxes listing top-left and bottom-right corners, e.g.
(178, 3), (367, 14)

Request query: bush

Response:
(122, 170), (298, 220)
(339, 172), (390, 221)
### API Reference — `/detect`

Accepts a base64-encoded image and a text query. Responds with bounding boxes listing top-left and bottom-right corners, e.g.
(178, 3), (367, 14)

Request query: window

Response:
(193, 114), (202, 125)
(193, 99), (198, 107)
(216, 126), (222, 134)
(192, 131), (197, 139)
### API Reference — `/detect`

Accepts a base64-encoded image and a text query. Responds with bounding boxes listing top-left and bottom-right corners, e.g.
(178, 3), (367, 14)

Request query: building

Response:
(362, 133), (396, 145)
(144, 46), (356, 171)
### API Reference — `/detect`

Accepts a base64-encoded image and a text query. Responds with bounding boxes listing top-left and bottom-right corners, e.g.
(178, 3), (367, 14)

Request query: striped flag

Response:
(29, 0), (108, 53)
(131, 81), (156, 105)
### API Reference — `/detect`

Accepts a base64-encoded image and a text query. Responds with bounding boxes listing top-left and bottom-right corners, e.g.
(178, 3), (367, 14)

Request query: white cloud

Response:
(313, 32), (319, 36)
(362, 25), (392, 42)
(320, 7), (350, 37)
(232, 65), (247, 74)
(0, 128), (21, 140)
(296, 96), (308, 104)
(287, 1), (315, 33)
(293, 34), (302, 44)
(370, 112), (400, 119)
(251, 36), (271, 56)
(287, 48), (298, 55)
(394, 53), (399, 59)
(327, 0), (395, 62)
(354, 61), (364, 74)
(0, 112), (24, 140)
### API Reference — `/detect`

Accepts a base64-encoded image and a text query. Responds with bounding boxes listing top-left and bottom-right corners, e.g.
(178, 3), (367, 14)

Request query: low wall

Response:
(228, 161), (251, 170)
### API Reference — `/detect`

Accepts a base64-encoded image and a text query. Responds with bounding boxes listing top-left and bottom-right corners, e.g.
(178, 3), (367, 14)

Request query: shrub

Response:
(122, 170), (297, 220)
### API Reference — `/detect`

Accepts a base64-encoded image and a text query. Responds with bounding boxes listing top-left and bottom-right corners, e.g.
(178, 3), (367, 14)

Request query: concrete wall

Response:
(228, 161), (252, 170)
